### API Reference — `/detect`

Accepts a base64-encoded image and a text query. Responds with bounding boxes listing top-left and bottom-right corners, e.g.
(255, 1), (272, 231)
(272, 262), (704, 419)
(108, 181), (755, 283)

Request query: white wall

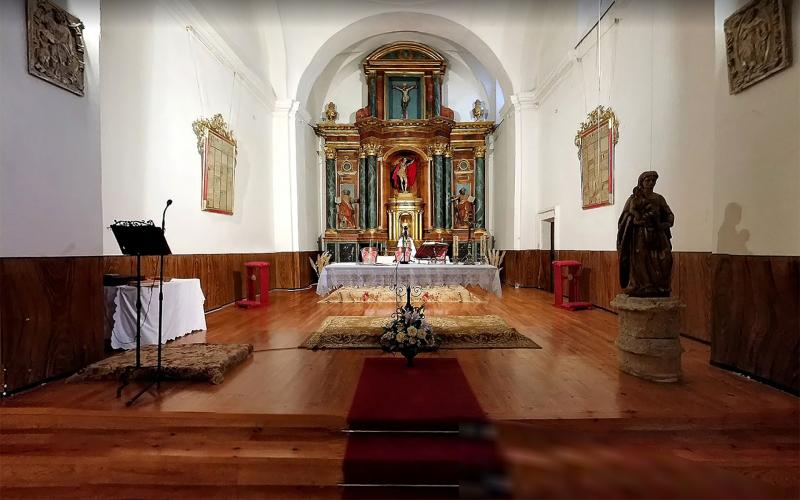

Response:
(531, 0), (716, 252)
(100, 0), (277, 255)
(0, 0), (102, 257)
(713, 0), (800, 256)
(296, 115), (322, 250)
(490, 112), (516, 249)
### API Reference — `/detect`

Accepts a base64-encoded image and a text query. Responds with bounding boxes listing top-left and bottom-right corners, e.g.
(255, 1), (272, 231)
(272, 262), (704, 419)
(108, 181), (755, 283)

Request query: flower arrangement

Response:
(379, 304), (441, 366)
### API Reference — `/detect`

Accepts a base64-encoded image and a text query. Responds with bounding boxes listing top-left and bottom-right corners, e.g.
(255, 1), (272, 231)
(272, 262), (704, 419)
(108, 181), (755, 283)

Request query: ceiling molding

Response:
(531, 50), (577, 106)
(159, 0), (276, 109)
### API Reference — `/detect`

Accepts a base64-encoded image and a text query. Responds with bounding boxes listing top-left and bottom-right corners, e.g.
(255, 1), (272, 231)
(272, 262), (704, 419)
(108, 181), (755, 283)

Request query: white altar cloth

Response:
(104, 278), (207, 350)
(316, 263), (502, 297)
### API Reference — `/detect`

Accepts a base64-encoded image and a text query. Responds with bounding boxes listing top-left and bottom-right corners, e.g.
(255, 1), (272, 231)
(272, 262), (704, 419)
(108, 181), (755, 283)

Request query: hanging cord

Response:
(228, 70), (237, 129)
(649, 5), (655, 170)
(187, 26), (205, 118)
(596, 0), (602, 172)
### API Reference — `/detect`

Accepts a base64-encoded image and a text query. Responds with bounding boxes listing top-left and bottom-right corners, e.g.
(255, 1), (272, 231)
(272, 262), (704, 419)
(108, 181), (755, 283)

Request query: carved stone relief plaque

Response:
(724, 0), (792, 94)
(27, 0), (86, 96)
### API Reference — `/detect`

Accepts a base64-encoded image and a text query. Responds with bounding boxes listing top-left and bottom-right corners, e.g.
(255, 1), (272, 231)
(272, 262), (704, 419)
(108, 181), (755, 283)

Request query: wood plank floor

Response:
(4, 286), (795, 421)
(1, 286), (798, 498)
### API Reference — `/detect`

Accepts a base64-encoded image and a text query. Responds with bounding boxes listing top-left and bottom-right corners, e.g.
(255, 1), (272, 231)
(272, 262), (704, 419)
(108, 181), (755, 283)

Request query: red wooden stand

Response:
(237, 261), (270, 308)
(552, 260), (591, 311)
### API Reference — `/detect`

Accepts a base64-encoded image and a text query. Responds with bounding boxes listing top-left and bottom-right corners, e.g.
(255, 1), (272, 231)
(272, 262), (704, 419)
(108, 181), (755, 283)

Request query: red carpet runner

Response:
(343, 357), (508, 498)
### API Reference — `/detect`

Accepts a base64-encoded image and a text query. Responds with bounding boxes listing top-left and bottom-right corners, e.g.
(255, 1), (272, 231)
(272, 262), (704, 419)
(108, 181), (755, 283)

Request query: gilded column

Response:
(325, 146), (337, 233)
(444, 146), (453, 230)
(474, 144), (486, 229)
(358, 148), (367, 229)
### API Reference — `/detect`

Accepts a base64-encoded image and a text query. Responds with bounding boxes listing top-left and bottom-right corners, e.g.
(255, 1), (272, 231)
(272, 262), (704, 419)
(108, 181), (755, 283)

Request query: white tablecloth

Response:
(104, 278), (207, 350)
(316, 263), (502, 297)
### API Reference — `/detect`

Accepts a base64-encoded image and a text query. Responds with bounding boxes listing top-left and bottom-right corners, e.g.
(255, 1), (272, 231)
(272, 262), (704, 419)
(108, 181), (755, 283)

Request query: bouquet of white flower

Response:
(379, 305), (441, 366)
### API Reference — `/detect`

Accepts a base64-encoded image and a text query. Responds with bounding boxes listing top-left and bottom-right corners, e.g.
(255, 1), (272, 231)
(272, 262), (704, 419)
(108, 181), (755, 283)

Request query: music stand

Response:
(110, 220), (172, 405)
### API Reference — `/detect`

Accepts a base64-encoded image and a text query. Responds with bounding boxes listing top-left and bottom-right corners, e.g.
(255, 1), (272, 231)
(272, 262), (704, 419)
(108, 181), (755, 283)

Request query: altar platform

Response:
(316, 262), (502, 297)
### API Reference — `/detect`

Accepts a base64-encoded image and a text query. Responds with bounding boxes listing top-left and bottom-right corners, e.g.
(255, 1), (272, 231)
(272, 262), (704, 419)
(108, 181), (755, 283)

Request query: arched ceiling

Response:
(307, 32), (497, 122)
(293, 11), (516, 112)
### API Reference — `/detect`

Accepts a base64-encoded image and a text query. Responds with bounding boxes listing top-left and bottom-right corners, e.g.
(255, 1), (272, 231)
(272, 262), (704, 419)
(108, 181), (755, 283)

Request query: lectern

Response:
(110, 218), (172, 405)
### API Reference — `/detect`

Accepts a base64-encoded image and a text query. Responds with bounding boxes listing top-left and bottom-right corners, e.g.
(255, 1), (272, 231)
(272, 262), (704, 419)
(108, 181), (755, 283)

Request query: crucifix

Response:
(392, 82), (417, 119)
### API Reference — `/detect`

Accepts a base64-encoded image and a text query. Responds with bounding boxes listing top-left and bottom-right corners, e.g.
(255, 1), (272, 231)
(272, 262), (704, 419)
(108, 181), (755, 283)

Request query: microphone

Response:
(162, 199), (173, 231)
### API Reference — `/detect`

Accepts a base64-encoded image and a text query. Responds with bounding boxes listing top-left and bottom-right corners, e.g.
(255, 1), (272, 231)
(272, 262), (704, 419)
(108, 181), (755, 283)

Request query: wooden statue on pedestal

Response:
(612, 171), (682, 383)
(616, 171), (675, 297)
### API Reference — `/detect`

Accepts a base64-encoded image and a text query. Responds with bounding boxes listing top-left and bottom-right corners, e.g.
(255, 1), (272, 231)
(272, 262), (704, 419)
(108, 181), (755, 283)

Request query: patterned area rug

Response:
(301, 315), (540, 350)
(68, 344), (253, 385)
(319, 285), (484, 304)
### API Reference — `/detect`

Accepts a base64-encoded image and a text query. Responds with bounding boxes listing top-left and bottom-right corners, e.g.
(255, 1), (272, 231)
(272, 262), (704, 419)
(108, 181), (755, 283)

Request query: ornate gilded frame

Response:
(192, 114), (238, 215)
(724, 0), (792, 94)
(575, 106), (619, 209)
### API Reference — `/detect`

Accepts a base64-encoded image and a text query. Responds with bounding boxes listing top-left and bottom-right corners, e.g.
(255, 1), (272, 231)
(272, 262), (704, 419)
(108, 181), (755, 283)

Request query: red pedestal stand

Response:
(552, 260), (591, 311)
(237, 261), (270, 308)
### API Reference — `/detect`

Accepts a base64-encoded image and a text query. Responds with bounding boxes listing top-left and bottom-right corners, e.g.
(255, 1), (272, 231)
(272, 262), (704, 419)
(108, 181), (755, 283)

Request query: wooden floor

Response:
(2, 286), (798, 498)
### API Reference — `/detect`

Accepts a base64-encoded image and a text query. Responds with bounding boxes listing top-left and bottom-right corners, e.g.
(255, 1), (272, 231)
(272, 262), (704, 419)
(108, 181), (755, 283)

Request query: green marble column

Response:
(367, 154), (378, 229)
(475, 145), (486, 229)
(433, 153), (444, 229)
(433, 74), (441, 117)
(325, 148), (336, 231)
(444, 155), (453, 229)
(368, 74), (377, 117)
(358, 156), (366, 228)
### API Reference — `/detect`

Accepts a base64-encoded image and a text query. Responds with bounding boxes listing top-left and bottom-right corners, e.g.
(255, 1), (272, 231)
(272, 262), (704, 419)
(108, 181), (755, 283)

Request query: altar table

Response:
(104, 278), (207, 350)
(316, 263), (502, 297)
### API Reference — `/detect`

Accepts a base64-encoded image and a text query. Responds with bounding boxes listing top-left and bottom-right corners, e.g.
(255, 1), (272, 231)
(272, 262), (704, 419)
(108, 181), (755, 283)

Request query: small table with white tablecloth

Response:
(104, 278), (207, 350)
(316, 263), (502, 297)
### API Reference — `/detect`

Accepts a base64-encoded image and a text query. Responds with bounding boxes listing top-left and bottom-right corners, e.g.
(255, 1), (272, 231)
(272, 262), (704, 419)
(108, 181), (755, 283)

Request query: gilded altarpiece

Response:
(315, 42), (494, 260)
(193, 114), (237, 215)
(575, 106), (619, 209)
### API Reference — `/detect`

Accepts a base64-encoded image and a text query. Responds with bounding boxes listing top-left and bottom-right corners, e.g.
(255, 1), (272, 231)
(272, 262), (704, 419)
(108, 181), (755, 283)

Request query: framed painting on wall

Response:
(192, 114), (237, 215)
(575, 106), (619, 209)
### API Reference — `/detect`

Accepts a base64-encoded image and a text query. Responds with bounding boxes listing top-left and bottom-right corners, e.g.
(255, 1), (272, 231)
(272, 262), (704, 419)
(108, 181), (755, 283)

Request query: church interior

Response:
(1, 0), (798, 498)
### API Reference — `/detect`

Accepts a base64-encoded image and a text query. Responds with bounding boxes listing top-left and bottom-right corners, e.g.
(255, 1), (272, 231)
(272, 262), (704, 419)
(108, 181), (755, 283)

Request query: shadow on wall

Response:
(717, 203), (751, 255)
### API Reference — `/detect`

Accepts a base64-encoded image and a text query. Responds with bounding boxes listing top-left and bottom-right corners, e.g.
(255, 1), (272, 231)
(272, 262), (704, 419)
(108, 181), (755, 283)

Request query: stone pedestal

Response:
(610, 294), (685, 383)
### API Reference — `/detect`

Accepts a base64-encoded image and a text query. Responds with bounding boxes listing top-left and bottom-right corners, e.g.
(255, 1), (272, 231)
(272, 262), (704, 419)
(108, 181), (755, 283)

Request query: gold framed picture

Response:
(192, 114), (237, 215)
(575, 106), (619, 209)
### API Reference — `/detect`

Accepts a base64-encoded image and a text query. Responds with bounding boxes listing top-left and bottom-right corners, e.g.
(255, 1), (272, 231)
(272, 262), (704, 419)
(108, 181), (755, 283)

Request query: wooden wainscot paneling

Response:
(0, 257), (105, 393)
(502, 250), (551, 290)
(672, 252), (712, 343)
(554, 250), (712, 343)
(103, 252), (317, 313)
(711, 254), (799, 394)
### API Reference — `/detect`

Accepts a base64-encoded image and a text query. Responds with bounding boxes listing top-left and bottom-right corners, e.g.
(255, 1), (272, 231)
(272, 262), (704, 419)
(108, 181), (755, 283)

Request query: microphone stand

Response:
(127, 199), (172, 406)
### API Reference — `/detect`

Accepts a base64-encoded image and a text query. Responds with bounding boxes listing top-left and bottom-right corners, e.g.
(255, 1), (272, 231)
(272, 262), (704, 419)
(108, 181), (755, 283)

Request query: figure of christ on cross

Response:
(392, 82), (417, 119)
